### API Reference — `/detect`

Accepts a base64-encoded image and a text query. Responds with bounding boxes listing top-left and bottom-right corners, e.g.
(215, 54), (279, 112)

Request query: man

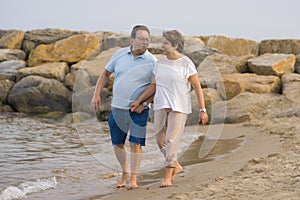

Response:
(91, 25), (156, 189)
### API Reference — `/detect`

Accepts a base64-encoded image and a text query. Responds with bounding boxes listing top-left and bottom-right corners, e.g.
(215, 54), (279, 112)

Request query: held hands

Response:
(130, 101), (145, 114)
(91, 95), (101, 112)
(199, 112), (209, 126)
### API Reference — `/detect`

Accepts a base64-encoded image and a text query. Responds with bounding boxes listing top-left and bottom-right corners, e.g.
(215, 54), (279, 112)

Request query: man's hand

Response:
(91, 95), (101, 112)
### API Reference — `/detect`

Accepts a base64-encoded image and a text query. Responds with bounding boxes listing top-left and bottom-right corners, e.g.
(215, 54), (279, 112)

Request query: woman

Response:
(130, 30), (209, 187)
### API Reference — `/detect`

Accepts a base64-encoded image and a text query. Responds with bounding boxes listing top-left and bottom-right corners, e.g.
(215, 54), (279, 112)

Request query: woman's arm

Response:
(130, 82), (156, 112)
(188, 73), (209, 125)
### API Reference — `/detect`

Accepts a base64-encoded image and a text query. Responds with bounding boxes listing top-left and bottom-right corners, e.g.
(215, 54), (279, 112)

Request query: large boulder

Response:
(259, 39), (300, 55)
(64, 69), (93, 92)
(0, 49), (26, 62)
(211, 92), (275, 124)
(27, 33), (100, 66)
(202, 35), (259, 56)
(0, 30), (25, 49)
(7, 75), (72, 113)
(22, 28), (82, 55)
(0, 60), (26, 81)
(295, 54), (300, 74)
(71, 47), (120, 84)
(198, 53), (254, 88)
(247, 53), (295, 77)
(17, 62), (69, 81)
(281, 73), (300, 104)
(216, 73), (281, 100)
(0, 79), (15, 103)
(100, 34), (130, 51)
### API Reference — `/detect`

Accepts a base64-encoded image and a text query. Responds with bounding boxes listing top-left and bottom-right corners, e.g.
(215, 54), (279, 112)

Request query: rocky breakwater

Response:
(0, 29), (300, 124)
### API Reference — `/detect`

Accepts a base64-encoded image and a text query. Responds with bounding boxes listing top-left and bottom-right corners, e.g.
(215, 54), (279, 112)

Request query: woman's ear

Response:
(174, 44), (178, 50)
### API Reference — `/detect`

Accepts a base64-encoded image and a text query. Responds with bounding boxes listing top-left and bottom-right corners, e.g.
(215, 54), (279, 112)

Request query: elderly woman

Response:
(130, 30), (209, 187)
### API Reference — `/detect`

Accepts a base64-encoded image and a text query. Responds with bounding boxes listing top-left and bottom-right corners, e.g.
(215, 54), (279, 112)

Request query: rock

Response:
(281, 73), (300, 104)
(71, 47), (120, 85)
(183, 44), (219, 68)
(0, 49), (26, 62)
(22, 28), (82, 55)
(27, 33), (100, 66)
(0, 79), (15, 103)
(72, 87), (112, 121)
(295, 54), (300, 73)
(198, 54), (255, 88)
(259, 39), (300, 55)
(247, 53), (295, 77)
(100, 34), (130, 51)
(210, 93), (274, 124)
(0, 30), (25, 49)
(216, 73), (281, 100)
(17, 62), (69, 81)
(0, 60), (26, 81)
(65, 69), (93, 92)
(203, 35), (259, 56)
(7, 75), (72, 113)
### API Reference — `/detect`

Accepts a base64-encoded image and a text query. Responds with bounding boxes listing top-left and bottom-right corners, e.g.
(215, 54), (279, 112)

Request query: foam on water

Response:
(0, 177), (57, 200)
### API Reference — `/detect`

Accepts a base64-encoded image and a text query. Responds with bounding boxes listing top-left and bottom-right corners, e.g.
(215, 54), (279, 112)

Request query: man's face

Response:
(131, 30), (150, 53)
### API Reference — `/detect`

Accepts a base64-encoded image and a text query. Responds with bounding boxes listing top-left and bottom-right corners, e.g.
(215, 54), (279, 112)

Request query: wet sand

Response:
(102, 123), (281, 200)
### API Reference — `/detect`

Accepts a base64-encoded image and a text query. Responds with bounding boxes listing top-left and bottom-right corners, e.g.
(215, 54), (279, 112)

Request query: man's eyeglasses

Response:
(135, 37), (151, 42)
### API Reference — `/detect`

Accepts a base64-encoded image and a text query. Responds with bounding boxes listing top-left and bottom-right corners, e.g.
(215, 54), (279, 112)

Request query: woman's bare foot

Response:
(171, 162), (183, 181)
(117, 172), (129, 188)
(160, 180), (172, 187)
(160, 167), (174, 187)
(127, 181), (139, 190)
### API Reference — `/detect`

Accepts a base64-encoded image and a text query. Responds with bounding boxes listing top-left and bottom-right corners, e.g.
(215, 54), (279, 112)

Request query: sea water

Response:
(0, 113), (205, 200)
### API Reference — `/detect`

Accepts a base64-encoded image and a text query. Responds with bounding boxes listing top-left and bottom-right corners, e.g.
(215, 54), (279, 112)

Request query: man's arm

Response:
(91, 69), (112, 112)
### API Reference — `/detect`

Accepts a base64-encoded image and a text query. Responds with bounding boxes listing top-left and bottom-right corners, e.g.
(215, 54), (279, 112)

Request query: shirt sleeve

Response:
(186, 62), (197, 78)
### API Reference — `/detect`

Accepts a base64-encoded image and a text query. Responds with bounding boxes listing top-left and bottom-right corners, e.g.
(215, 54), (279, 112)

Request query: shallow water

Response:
(0, 113), (242, 200)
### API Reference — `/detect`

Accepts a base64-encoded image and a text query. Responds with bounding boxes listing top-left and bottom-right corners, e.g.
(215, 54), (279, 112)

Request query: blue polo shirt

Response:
(105, 46), (157, 109)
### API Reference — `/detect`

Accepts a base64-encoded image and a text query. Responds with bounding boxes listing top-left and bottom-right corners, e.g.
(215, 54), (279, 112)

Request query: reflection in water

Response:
(0, 113), (243, 200)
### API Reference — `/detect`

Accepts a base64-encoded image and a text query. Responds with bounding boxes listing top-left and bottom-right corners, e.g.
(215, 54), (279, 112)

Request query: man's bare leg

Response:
(160, 167), (175, 187)
(114, 144), (130, 187)
(127, 142), (142, 190)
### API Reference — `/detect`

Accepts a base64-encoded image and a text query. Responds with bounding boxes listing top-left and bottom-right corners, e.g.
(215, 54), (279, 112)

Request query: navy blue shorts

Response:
(108, 107), (149, 146)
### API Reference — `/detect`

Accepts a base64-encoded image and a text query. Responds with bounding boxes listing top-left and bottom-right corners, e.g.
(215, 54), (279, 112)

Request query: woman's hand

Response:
(199, 112), (209, 126)
(130, 101), (140, 112)
(134, 104), (146, 114)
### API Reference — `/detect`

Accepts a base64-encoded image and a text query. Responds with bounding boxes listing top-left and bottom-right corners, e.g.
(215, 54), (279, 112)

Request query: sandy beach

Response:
(101, 118), (300, 200)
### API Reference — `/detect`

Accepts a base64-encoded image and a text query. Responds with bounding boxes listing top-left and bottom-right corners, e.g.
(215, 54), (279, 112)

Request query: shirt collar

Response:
(127, 46), (147, 59)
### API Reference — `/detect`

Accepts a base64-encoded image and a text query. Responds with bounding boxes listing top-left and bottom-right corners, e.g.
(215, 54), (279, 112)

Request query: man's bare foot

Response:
(160, 180), (172, 187)
(117, 172), (129, 188)
(127, 181), (139, 190)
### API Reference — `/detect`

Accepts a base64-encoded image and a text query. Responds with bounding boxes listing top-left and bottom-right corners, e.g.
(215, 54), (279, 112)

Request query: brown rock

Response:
(204, 35), (259, 56)
(247, 53), (295, 77)
(17, 62), (69, 81)
(281, 73), (300, 104)
(0, 30), (25, 49)
(217, 73), (281, 100)
(7, 75), (71, 113)
(259, 39), (300, 55)
(27, 33), (100, 66)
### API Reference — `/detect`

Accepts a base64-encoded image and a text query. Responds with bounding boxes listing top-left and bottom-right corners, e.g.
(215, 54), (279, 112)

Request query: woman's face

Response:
(131, 30), (150, 53)
(161, 38), (176, 55)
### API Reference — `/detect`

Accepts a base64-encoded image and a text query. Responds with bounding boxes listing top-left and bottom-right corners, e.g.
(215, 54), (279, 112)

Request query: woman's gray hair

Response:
(163, 30), (184, 52)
